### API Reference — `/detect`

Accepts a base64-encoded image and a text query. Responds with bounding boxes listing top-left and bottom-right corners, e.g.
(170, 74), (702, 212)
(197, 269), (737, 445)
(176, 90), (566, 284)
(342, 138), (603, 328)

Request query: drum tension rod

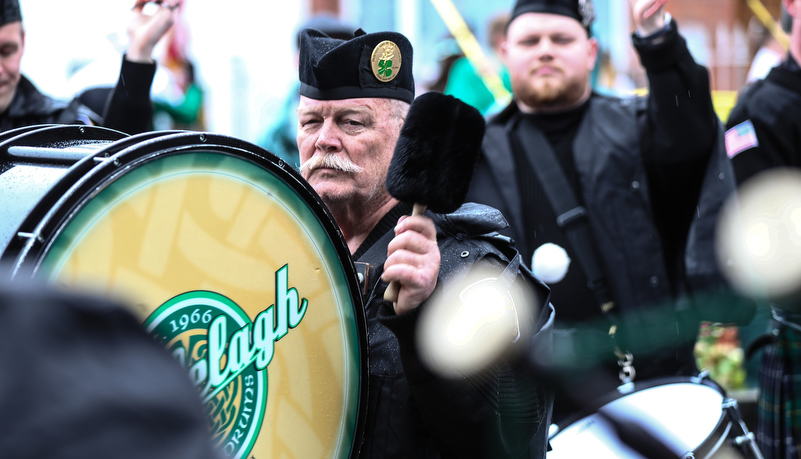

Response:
(691, 369), (710, 384)
(93, 156), (121, 166)
(722, 398), (766, 459)
(16, 232), (43, 242)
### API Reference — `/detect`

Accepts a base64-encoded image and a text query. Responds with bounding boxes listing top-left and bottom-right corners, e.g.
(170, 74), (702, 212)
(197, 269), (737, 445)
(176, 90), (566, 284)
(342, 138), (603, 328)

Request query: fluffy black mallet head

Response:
(386, 92), (486, 214)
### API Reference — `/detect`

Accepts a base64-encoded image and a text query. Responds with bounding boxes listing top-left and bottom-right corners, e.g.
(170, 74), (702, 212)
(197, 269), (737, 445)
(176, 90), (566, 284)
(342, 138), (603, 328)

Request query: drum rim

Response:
(2, 128), (370, 459)
(0, 124), (127, 158)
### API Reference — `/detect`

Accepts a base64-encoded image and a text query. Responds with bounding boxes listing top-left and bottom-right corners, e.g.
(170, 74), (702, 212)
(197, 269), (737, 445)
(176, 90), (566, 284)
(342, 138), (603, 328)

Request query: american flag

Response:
(725, 120), (759, 158)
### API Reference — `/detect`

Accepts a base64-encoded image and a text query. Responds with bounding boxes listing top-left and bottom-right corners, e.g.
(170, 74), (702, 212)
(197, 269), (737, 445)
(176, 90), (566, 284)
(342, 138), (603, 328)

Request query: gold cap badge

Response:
(370, 40), (402, 83)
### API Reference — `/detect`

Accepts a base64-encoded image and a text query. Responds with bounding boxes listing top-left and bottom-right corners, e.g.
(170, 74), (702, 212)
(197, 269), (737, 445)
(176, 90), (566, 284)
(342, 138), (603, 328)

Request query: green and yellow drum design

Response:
(0, 126), (367, 459)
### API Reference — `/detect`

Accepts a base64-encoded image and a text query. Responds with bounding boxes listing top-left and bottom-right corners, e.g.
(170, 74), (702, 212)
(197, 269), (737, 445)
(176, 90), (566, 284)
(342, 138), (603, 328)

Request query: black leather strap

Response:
(513, 118), (615, 313)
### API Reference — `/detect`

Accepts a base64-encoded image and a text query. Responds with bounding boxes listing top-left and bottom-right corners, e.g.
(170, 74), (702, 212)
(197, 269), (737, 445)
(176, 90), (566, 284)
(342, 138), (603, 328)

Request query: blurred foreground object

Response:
(717, 168), (801, 309)
(0, 276), (220, 459)
(716, 166), (801, 458)
(417, 263), (537, 378)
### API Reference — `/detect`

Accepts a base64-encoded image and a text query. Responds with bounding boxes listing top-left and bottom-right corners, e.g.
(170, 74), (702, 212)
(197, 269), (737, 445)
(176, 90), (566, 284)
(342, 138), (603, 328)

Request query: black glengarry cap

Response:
(510, 0), (594, 32)
(0, 0), (21, 27)
(298, 28), (415, 104)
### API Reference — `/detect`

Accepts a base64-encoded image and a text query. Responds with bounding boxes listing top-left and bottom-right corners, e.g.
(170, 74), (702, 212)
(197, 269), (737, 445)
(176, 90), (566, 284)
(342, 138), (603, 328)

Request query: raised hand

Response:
(630, 0), (667, 36)
(127, 1), (180, 63)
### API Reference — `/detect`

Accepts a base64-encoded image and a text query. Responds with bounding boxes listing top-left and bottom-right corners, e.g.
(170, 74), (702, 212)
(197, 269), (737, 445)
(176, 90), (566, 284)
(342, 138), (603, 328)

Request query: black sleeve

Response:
(632, 19), (719, 279)
(377, 256), (553, 459)
(101, 55), (157, 135)
(633, 19), (717, 167)
(726, 80), (799, 185)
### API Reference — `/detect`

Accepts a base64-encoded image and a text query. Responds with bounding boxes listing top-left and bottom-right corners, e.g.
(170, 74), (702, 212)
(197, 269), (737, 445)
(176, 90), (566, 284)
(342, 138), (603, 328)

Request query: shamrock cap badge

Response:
(371, 40), (402, 83)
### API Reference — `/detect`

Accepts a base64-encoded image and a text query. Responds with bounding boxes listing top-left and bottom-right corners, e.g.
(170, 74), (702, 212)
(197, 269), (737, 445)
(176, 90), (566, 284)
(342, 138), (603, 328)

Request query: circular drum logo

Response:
(144, 291), (268, 459)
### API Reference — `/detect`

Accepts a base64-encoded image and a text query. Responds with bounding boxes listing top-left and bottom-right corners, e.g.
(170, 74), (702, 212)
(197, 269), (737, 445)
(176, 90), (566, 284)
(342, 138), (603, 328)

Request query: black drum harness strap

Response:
(511, 117), (636, 384)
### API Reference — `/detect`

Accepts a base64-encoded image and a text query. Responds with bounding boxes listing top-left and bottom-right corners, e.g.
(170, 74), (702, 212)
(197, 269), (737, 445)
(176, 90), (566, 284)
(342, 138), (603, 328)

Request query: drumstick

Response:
(383, 92), (485, 303)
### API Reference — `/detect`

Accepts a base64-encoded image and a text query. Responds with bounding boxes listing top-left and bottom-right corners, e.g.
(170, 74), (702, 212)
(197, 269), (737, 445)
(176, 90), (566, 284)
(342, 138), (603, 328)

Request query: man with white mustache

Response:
(295, 27), (555, 458)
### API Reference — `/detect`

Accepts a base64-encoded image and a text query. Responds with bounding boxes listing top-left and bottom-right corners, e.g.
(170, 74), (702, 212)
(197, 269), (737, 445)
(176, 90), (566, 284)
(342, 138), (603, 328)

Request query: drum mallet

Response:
(383, 91), (485, 304)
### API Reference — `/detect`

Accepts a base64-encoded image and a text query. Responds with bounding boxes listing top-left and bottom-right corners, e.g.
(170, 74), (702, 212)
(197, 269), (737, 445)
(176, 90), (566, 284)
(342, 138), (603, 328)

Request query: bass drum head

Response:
(5, 129), (367, 459)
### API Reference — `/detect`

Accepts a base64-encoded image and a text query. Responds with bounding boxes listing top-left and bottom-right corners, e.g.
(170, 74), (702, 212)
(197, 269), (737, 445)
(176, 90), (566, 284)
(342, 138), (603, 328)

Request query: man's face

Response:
(502, 12), (597, 112)
(297, 96), (403, 212)
(0, 21), (23, 114)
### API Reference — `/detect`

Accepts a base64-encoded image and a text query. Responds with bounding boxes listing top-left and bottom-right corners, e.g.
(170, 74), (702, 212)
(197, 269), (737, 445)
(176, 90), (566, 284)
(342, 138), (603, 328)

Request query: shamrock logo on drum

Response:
(145, 281), (307, 459)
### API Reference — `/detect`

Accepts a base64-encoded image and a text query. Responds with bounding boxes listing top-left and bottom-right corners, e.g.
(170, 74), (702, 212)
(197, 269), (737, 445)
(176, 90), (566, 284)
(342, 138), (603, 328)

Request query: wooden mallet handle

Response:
(383, 203), (428, 304)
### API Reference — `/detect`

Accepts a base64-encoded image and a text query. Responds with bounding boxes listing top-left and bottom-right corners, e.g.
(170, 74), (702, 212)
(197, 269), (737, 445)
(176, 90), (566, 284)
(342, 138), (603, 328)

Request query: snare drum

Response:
(0, 125), (368, 459)
(548, 375), (758, 459)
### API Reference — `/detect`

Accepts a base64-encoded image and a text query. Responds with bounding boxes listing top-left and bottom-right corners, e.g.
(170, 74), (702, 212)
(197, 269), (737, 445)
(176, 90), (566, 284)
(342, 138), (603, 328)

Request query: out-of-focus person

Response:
(152, 58), (205, 130)
(728, 0), (800, 185)
(594, 48), (637, 97)
(0, 276), (222, 459)
(442, 12), (512, 116)
(465, 0), (741, 421)
(725, 1), (801, 456)
(1, 0), (177, 135)
(746, 16), (786, 83)
(296, 27), (555, 458)
(257, 13), (354, 168)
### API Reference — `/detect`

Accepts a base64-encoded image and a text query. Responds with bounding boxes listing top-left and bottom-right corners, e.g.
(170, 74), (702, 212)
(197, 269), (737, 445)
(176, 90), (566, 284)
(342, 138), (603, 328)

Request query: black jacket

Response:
(726, 55), (801, 185)
(470, 95), (732, 317)
(355, 202), (554, 459)
(466, 19), (728, 313)
(0, 56), (156, 135)
(464, 20), (737, 384)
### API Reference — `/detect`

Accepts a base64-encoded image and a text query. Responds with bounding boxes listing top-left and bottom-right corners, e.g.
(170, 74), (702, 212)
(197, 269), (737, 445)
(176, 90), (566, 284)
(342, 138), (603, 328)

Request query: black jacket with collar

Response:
(355, 202), (554, 459)
(466, 95), (733, 317)
(727, 55), (801, 185)
(0, 56), (156, 135)
(0, 75), (98, 132)
(465, 19), (733, 321)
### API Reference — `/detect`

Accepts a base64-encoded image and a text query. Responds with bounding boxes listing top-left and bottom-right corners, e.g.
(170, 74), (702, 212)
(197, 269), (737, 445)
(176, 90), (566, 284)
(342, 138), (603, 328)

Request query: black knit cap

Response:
(0, 0), (21, 27)
(298, 28), (415, 104)
(510, 0), (594, 32)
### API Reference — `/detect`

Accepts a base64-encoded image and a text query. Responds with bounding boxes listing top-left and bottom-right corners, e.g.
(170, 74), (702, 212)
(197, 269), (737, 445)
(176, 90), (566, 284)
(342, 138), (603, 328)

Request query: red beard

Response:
(512, 74), (588, 111)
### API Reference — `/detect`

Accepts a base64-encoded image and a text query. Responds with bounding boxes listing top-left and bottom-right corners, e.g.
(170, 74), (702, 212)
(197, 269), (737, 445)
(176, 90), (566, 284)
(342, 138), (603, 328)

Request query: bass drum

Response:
(0, 125), (368, 459)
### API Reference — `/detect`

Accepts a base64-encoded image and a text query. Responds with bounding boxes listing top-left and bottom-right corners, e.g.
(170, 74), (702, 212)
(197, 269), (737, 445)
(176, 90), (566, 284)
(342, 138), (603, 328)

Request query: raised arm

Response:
(102, 1), (179, 134)
(630, 0), (720, 266)
(631, 0), (717, 166)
